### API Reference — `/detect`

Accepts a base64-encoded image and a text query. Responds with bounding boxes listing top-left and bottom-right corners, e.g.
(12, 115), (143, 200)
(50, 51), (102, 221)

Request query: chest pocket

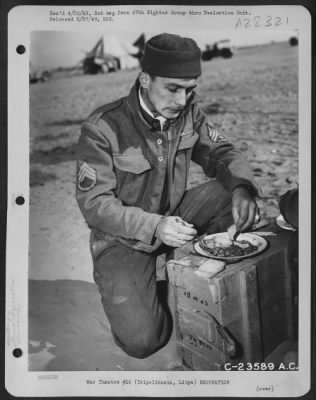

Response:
(113, 154), (152, 206)
(113, 154), (152, 174)
(178, 131), (199, 151)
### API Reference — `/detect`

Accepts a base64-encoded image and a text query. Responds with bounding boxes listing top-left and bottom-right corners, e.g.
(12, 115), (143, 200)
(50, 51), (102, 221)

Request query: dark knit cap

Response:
(141, 33), (201, 78)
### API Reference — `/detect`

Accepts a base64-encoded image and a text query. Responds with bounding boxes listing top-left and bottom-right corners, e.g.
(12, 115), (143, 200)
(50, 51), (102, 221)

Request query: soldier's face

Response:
(142, 74), (198, 119)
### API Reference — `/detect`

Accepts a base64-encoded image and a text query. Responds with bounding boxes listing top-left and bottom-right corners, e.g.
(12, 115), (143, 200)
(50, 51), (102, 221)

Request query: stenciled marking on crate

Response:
(169, 260), (247, 325)
(178, 344), (223, 371)
(178, 313), (230, 357)
(183, 289), (210, 306)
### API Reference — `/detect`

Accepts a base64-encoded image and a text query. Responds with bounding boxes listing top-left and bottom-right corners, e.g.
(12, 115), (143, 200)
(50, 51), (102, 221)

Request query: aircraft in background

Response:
(82, 33), (145, 74)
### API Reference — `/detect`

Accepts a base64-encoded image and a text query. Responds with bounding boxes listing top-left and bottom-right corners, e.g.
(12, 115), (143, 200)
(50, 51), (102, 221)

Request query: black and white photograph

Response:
(5, 4), (312, 397)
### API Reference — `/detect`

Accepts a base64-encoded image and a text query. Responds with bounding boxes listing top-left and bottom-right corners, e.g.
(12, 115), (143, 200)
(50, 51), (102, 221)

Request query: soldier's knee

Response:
(125, 340), (160, 359)
(113, 323), (171, 359)
(126, 329), (169, 359)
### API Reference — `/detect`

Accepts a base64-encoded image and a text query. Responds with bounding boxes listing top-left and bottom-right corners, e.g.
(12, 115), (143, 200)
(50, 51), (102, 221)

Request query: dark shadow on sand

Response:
(28, 279), (180, 371)
(30, 145), (77, 165)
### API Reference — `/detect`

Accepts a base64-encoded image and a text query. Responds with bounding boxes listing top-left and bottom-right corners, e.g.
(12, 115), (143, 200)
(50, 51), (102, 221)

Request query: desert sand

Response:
(28, 42), (298, 371)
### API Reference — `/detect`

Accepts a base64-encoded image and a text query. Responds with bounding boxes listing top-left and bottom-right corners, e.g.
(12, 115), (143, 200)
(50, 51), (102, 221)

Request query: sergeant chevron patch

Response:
(207, 123), (227, 143)
(78, 161), (97, 191)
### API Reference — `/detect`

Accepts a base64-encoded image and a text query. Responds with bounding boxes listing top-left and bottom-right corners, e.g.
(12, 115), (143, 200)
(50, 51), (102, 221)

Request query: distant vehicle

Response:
(289, 37), (298, 46)
(201, 40), (234, 61)
(29, 63), (51, 83)
(82, 53), (120, 74)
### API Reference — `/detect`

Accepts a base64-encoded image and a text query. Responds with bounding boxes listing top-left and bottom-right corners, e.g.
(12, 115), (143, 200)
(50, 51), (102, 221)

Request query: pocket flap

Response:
(113, 155), (152, 174)
(178, 132), (199, 150)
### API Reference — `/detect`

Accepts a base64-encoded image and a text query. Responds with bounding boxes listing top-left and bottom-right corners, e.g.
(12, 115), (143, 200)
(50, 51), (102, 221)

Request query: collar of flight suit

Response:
(138, 88), (167, 131)
(127, 80), (202, 132)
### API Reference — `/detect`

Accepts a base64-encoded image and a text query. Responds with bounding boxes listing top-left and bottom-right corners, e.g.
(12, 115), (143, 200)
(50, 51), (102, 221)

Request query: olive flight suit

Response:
(76, 81), (259, 358)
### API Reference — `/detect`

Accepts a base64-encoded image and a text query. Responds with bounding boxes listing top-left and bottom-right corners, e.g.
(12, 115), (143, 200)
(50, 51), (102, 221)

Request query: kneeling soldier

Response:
(76, 33), (260, 358)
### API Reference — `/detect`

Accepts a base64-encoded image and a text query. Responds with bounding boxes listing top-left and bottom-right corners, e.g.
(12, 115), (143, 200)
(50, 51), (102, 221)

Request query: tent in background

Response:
(83, 34), (143, 74)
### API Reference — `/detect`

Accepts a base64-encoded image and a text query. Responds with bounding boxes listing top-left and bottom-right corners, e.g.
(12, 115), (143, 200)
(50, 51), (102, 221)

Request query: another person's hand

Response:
(155, 216), (197, 247)
(232, 186), (258, 233)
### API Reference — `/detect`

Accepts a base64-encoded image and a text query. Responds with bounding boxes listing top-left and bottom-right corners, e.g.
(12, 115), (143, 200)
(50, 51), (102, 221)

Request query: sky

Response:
(30, 29), (296, 69)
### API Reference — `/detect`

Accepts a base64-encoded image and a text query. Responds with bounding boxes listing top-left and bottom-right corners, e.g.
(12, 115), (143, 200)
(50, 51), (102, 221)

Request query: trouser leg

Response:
(93, 241), (172, 359)
(175, 180), (234, 234)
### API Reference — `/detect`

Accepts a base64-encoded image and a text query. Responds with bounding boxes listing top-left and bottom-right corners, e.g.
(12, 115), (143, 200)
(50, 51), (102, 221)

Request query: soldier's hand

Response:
(155, 217), (197, 247)
(232, 186), (258, 233)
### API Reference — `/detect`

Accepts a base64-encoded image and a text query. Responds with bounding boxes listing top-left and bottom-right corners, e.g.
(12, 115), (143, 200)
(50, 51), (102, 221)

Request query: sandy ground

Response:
(29, 42), (298, 370)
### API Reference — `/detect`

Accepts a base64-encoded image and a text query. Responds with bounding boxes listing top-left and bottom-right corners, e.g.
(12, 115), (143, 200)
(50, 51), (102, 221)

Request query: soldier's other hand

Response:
(232, 186), (258, 233)
(155, 216), (197, 247)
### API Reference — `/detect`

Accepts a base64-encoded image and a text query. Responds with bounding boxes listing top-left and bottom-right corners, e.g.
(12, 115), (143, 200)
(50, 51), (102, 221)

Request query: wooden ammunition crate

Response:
(167, 227), (295, 370)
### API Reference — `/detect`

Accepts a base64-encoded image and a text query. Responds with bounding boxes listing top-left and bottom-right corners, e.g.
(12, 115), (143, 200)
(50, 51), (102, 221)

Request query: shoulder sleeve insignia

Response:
(78, 161), (97, 191)
(207, 123), (227, 143)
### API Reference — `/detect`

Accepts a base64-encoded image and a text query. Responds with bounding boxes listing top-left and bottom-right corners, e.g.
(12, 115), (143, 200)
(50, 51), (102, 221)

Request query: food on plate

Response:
(199, 237), (258, 258)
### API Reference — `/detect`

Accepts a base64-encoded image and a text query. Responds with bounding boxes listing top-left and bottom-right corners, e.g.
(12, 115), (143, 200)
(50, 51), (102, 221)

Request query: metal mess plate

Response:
(193, 232), (269, 263)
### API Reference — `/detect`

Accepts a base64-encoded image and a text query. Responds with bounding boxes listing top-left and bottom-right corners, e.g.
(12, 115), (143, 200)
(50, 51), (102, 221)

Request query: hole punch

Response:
(15, 196), (25, 205)
(13, 348), (23, 358)
(16, 45), (26, 55)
